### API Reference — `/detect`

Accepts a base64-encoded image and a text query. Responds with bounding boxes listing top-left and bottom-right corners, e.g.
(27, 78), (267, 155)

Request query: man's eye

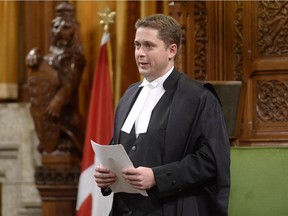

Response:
(145, 44), (152, 48)
(134, 44), (140, 49)
(145, 43), (156, 49)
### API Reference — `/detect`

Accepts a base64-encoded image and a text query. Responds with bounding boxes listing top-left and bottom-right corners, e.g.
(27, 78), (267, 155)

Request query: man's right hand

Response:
(94, 165), (117, 189)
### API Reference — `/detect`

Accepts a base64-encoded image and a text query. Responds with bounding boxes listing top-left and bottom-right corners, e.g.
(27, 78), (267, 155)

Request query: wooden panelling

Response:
(240, 1), (288, 145)
(169, 1), (288, 146)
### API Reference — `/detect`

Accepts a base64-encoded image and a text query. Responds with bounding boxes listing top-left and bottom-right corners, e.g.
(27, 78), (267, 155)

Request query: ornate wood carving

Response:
(234, 1), (244, 81)
(169, 1), (194, 77)
(35, 166), (80, 185)
(237, 0), (288, 145)
(169, 1), (288, 146)
(194, 1), (208, 81)
(26, 2), (85, 156)
(258, 1), (288, 56)
(170, 8), (188, 74)
(25, 2), (86, 215)
(256, 79), (288, 123)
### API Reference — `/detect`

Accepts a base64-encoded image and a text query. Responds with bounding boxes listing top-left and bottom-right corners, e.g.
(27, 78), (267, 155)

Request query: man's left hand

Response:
(122, 167), (156, 190)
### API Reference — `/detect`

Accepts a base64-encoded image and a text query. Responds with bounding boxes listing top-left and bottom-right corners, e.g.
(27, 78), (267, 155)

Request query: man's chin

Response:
(139, 71), (147, 78)
(138, 68), (150, 76)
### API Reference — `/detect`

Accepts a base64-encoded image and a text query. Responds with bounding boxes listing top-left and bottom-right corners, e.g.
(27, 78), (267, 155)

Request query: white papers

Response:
(91, 140), (148, 196)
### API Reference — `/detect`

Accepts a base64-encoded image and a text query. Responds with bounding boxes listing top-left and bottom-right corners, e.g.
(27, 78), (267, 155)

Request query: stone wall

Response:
(0, 103), (42, 216)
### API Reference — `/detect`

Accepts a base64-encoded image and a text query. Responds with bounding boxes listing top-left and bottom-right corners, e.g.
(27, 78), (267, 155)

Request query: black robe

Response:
(106, 68), (230, 216)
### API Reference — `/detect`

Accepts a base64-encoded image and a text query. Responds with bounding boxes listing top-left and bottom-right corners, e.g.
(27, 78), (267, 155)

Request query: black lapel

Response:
(149, 69), (181, 131)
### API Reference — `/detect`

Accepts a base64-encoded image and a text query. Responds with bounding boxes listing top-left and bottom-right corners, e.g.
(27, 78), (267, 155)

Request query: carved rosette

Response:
(258, 1), (288, 56)
(256, 80), (288, 123)
(194, 1), (208, 81)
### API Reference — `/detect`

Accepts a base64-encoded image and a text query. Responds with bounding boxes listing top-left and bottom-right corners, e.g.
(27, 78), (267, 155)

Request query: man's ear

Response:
(168, 44), (177, 59)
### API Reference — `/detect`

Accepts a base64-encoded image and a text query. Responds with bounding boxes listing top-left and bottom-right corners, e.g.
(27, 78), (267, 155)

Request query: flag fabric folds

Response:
(76, 32), (114, 216)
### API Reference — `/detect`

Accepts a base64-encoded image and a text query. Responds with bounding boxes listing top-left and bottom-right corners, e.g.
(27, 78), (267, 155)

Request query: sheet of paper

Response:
(91, 140), (148, 196)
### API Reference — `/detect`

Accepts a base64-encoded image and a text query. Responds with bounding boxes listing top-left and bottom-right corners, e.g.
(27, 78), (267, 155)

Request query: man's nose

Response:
(136, 46), (145, 56)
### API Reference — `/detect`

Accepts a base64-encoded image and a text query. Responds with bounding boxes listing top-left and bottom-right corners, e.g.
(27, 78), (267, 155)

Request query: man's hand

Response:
(94, 166), (117, 189)
(122, 167), (156, 190)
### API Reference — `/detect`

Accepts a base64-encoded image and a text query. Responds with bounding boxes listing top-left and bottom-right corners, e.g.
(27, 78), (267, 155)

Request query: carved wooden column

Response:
(168, 1), (220, 80)
(169, 1), (194, 78)
(25, 2), (86, 215)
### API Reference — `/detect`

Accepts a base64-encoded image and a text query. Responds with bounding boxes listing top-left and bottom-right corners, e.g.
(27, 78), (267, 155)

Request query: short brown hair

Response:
(135, 14), (181, 49)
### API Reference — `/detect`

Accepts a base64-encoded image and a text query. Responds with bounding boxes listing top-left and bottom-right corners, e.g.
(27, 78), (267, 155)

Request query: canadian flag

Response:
(76, 32), (114, 216)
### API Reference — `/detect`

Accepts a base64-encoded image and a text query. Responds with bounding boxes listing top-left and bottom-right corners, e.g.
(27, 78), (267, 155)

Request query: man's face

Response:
(134, 27), (176, 82)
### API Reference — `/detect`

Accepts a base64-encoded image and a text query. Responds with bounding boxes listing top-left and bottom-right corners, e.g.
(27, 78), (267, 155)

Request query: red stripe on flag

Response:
(76, 194), (92, 215)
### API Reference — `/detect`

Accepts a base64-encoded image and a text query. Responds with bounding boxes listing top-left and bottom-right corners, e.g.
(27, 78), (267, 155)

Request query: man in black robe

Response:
(94, 14), (230, 216)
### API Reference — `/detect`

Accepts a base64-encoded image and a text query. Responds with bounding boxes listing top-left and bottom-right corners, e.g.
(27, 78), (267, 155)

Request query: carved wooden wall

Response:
(170, 1), (245, 81)
(169, 1), (288, 146)
(241, 1), (288, 146)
